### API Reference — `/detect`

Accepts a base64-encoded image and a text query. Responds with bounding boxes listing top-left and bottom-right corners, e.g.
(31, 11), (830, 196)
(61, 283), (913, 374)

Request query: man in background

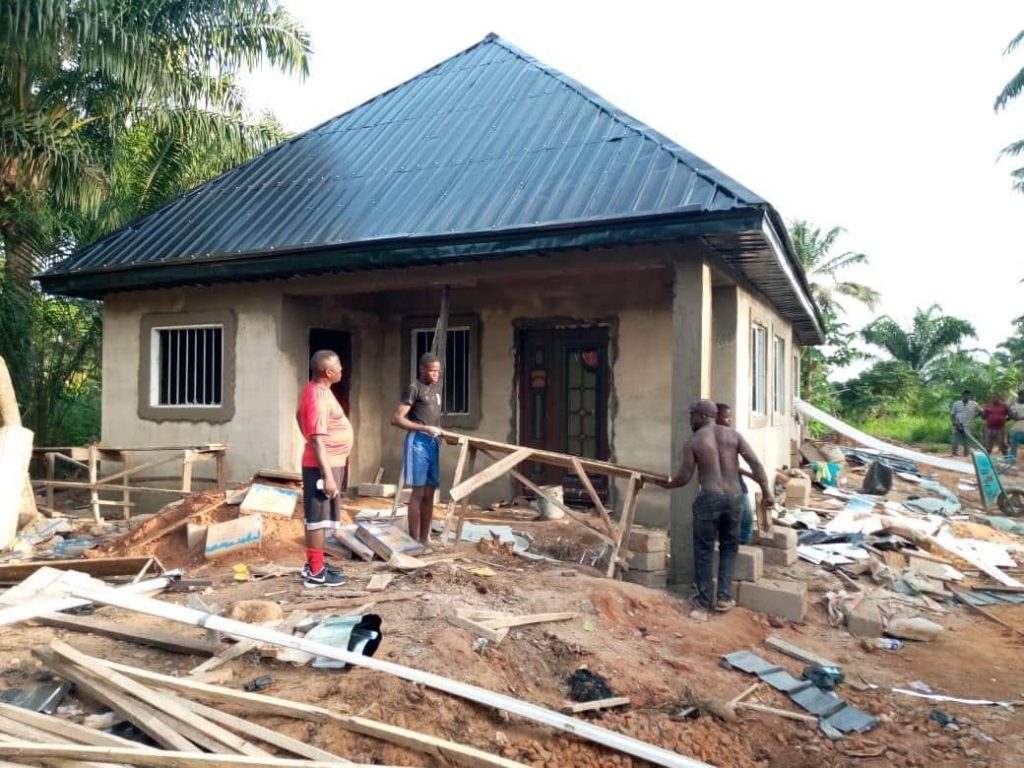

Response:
(391, 353), (443, 549)
(950, 389), (981, 457)
(297, 350), (352, 587)
(1009, 390), (1024, 459)
(715, 403), (755, 544)
(982, 393), (1010, 456)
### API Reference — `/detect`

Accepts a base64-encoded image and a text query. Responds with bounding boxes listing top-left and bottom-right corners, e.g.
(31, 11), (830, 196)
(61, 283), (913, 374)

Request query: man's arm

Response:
(737, 435), (773, 508)
(391, 402), (440, 437)
(658, 440), (696, 489)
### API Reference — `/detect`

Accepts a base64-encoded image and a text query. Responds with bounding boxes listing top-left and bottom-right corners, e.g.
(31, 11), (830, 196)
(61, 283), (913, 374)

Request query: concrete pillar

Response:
(668, 257), (712, 586)
(711, 285), (739, 412)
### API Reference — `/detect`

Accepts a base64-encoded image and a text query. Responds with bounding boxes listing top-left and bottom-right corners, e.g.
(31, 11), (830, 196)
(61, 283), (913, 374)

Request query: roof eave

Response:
(38, 208), (764, 298)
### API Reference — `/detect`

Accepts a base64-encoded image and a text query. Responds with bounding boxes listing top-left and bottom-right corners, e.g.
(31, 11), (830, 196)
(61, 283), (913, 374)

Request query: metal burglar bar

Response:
(413, 327), (470, 415)
(155, 326), (224, 406)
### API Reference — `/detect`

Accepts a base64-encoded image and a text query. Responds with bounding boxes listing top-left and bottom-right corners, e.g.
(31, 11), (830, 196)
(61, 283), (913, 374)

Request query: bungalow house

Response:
(39, 34), (822, 583)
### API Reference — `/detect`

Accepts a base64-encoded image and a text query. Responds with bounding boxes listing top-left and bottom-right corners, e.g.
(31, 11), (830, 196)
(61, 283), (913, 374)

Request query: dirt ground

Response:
(5, 497), (1024, 768)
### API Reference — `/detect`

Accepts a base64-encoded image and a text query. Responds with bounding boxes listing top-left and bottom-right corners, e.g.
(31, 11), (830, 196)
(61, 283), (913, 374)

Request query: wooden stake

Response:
(570, 457), (616, 538)
(0, 744), (397, 768)
(561, 696), (630, 714)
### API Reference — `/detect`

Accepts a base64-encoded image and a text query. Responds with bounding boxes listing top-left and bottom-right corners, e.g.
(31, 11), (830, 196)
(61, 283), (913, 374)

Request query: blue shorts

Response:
(403, 432), (440, 488)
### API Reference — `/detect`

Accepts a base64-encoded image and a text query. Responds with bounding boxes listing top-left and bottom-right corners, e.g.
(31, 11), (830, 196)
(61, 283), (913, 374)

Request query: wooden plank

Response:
(478, 612), (578, 630)
(32, 649), (198, 752)
(94, 659), (527, 768)
(736, 702), (818, 723)
(438, 430), (669, 484)
(606, 473), (640, 578)
(46, 641), (270, 757)
(284, 592), (415, 612)
(0, 745), (392, 768)
(0, 703), (145, 750)
(561, 696), (630, 714)
(366, 574), (394, 592)
(0, 558), (159, 585)
(34, 613), (220, 656)
(570, 457), (615, 538)
(970, 584), (1024, 593)
(506, 466), (614, 546)
(0, 576), (171, 627)
(449, 448), (533, 502)
(88, 444), (99, 522)
(168, 695), (347, 763)
(42, 480), (195, 496)
(951, 589), (1024, 640)
(764, 635), (838, 669)
(441, 437), (470, 543)
(64, 578), (705, 768)
(448, 614), (509, 643)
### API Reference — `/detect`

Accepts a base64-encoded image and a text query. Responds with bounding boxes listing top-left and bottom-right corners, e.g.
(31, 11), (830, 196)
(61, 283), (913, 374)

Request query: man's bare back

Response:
(659, 402), (772, 507)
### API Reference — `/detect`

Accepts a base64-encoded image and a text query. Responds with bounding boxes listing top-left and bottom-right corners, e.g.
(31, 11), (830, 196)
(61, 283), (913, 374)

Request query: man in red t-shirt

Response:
(296, 350), (354, 587)
(982, 393), (1010, 456)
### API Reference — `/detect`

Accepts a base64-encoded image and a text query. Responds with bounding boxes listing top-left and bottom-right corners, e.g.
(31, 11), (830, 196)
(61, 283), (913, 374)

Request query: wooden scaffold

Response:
(436, 430), (667, 577)
(33, 444), (227, 521)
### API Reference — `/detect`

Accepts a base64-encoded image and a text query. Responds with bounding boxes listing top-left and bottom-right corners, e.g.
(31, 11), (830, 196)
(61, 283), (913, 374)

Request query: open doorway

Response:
(307, 328), (353, 416)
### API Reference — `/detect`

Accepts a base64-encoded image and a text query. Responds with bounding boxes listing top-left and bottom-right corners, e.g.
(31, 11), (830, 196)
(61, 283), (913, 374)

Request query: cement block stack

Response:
(750, 524), (799, 567)
(737, 524), (807, 621)
(622, 526), (668, 588)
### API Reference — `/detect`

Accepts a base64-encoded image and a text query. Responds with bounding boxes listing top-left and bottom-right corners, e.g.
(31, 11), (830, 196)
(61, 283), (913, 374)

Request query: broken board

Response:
(204, 515), (262, 559)
(355, 522), (424, 560)
(328, 525), (376, 562)
(239, 484), (299, 517)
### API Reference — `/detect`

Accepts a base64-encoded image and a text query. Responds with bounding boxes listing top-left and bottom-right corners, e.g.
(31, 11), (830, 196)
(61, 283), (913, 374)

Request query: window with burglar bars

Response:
(773, 335), (786, 414)
(152, 325), (224, 407)
(412, 326), (470, 416)
(751, 323), (767, 415)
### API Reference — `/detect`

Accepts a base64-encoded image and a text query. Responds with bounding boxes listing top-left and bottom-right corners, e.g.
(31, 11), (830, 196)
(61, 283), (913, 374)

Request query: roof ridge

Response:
(485, 34), (764, 206)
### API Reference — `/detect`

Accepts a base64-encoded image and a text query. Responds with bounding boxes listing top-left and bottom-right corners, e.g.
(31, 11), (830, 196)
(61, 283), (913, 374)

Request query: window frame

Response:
(750, 321), (768, 425)
(399, 314), (481, 429)
(138, 310), (236, 423)
(773, 333), (786, 417)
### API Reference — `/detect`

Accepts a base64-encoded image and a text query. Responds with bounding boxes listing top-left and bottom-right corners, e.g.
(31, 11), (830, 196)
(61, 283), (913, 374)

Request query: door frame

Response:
(514, 319), (615, 503)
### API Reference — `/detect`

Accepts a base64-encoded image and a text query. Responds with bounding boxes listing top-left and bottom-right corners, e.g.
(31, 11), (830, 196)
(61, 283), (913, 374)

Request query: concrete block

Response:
(760, 545), (798, 566)
(750, 525), (799, 550)
(713, 544), (763, 582)
(623, 569), (667, 589)
(784, 477), (811, 506)
(845, 598), (883, 637)
(357, 483), (397, 498)
(737, 578), (807, 622)
(627, 549), (666, 571)
(628, 526), (667, 553)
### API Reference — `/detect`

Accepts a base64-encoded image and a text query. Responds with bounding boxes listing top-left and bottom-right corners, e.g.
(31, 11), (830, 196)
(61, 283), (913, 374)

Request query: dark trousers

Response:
(693, 493), (744, 607)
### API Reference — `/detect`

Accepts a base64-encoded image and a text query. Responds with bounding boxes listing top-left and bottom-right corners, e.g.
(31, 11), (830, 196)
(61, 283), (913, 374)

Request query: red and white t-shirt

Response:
(298, 382), (353, 468)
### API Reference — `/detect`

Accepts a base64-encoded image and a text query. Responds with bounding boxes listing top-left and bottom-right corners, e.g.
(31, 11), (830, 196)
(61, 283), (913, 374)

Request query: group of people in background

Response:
(950, 389), (1024, 458)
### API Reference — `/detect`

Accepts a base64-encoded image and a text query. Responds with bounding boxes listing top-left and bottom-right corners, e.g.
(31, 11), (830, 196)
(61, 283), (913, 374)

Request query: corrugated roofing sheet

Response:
(40, 33), (821, 342)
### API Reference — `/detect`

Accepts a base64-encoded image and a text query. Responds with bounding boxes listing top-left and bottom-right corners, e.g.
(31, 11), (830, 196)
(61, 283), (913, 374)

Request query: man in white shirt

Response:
(949, 389), (981, 457)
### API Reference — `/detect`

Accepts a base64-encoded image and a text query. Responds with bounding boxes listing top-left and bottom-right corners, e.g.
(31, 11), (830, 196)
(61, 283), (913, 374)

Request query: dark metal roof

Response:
(40, 33), (822, 343)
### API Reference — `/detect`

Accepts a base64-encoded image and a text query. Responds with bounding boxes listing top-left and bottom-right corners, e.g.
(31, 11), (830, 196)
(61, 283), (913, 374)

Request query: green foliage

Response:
(0, 1), (309, 444)
(854, 414), (953, 449)
(789, 219), (878, 412)
(839, 360), (921, 421)
(995, 30), (1024, 192)
(861, 304), (976, 374)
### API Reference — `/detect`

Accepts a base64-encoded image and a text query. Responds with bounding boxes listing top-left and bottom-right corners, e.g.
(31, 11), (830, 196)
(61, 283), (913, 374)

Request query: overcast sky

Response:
(241, 1), (1024, 373)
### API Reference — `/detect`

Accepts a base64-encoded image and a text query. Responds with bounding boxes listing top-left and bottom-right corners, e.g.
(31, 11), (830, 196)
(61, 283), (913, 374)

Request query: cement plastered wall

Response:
(102, 284), (286, 490)
(370, 265), (675, 523)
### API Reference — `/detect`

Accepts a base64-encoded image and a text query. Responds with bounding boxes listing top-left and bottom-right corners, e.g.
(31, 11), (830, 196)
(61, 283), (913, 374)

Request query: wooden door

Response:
(518, 327), (610, 502)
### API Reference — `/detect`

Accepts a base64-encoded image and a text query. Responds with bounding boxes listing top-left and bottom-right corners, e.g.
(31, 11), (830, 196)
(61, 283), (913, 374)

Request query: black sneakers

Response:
(302, 563), (347, 588)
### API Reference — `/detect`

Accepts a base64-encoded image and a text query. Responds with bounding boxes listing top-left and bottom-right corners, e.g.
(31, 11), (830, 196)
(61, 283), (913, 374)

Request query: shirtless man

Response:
(659, 399), (773, 612)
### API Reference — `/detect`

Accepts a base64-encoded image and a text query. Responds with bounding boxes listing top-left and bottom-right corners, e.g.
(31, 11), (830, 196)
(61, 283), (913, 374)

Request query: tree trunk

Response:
(0, 355), (38, 528)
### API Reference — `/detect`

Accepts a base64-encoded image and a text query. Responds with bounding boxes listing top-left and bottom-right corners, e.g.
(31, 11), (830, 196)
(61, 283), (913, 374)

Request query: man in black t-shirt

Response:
(391, 353), (443, 547)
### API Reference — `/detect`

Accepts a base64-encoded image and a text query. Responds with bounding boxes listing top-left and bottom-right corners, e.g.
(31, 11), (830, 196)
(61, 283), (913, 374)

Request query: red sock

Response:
(306, 548), (324, 574)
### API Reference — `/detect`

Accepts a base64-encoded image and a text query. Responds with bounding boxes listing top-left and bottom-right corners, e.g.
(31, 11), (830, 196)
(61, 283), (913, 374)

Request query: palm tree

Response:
(0, 0), (310, 282)
(789, 220), (880, 315)
(995, 30), (1024, 191)
(861, 305), (976, 375)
